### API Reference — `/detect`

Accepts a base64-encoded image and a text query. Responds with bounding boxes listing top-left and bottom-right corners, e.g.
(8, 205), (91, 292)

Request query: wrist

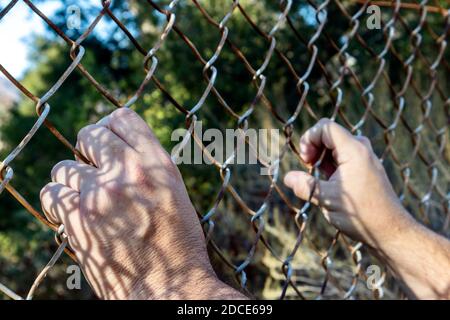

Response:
(371, 210), (419, 263)
(127, 266), (215, 299)
(367, 202), (416, 254)
(128, 266), (246, 300)
(368, 214), (450, 299)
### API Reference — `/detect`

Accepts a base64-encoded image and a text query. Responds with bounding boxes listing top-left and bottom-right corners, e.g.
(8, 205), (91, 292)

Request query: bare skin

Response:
(40, 110), (449, 300)
(283, 118), (450, 299)
(40, 108), (245, 299)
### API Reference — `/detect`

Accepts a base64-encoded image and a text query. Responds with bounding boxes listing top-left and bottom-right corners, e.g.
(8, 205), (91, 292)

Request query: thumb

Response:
(284, 171), (328, 207)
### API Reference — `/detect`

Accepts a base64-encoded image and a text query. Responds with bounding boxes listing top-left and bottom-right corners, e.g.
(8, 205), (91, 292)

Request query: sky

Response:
(0, 1), (315, 81)
(0, 0), (63, 79)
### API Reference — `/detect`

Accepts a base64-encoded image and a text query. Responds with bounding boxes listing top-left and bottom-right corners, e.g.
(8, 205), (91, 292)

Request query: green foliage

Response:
(0, 0), (448, 299)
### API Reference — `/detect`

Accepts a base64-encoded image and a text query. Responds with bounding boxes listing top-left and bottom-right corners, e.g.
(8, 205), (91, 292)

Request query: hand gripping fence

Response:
(0, 0), (448, 299)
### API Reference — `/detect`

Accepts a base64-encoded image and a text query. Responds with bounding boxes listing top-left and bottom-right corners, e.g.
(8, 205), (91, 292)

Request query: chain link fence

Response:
(0, 0), (448, 299)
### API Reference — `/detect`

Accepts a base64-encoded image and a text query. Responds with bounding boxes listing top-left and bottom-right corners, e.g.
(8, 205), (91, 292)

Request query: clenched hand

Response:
(284, 118), (450, 299)
(283, 118), (411, 248)
(40, 108), (245, 300)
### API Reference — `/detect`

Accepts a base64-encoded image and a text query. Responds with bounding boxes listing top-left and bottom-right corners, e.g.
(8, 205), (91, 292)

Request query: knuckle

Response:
(317, 117), (331, 127)
(355, 141), (371, 158)
(40, 182), (56, 201)
(299, 131), (310, 146)
(358, 135), (371, 146)
(39, 184), (50, 200)
(111, 107), (135, 123)
(102, 179), (123, 197)
(51, 160), (73, 180)
(360, 135), (370, 143)
(318, 117), (331, 124)
(77, 124), (98, 142)
(51, 161), (64, 179)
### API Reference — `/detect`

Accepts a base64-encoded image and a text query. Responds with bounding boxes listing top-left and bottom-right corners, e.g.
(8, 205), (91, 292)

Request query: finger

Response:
(356, 135), (373, 151)
(96, 114), (111, 127)
(299, 118), (358, 165)
(51, 160), (97, 192)
(76, 124), (133, 168)
(107, 108), (159, 153)
(283, 171), (332, 207)
(40, 182), (80, 226)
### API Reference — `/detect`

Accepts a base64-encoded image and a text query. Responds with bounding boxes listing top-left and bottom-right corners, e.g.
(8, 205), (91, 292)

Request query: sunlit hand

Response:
(40, 108), (244, 300)
(283, 118), (413, 249)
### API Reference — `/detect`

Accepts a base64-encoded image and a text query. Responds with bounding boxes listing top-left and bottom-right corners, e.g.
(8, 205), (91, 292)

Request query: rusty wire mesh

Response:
(0, 0), (448, 300)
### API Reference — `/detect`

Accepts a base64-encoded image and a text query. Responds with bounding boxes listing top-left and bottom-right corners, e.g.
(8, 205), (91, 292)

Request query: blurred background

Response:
(0, 0), (448, 299)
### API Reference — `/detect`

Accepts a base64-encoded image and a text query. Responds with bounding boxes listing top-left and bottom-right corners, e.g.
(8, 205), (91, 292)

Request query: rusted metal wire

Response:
(0, 0), (448, 300)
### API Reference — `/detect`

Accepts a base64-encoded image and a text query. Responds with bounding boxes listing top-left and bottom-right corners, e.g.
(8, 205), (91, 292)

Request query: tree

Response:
(0, 0), (448, 299)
